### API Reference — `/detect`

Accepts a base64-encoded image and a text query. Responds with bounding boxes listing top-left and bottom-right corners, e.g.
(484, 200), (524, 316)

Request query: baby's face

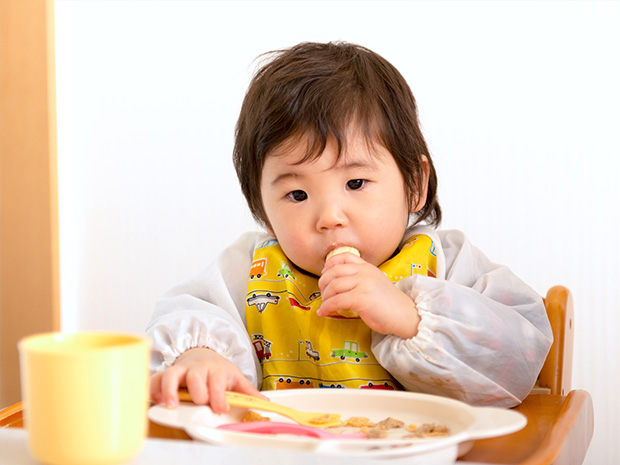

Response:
(260, 132), (413, 276)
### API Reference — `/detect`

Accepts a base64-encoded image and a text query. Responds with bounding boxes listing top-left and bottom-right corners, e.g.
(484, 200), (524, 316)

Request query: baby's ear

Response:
(410, 155), (430, 213)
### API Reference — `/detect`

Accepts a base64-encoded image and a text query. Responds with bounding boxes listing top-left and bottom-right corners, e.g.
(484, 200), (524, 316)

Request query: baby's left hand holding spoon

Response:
(150, 347), (265, 414)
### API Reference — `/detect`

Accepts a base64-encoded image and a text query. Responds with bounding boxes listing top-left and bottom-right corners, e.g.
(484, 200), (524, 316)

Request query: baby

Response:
(147, 41), (553, 413)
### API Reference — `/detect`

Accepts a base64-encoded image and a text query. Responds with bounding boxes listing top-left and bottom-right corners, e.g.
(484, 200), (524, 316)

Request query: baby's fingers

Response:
(207, 371), (266, 414)
(317, 292), (357, 318)
(232, 373), (267, 400)
(206, 370), (233, 414)
(149, 371), (164, 405)
(159, 364), (188, 408)
(185, 367), (209, 406)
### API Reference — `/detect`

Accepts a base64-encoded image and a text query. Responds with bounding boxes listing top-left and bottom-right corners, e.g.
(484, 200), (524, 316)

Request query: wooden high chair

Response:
(0, 286), (594, 465)
(459, 285), (593, 465)
(534, 285), (574, 396)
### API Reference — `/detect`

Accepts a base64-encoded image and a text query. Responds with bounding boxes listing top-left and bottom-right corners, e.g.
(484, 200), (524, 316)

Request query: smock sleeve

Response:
(145, 231), (271, 388)
(372, 227), (553, 408)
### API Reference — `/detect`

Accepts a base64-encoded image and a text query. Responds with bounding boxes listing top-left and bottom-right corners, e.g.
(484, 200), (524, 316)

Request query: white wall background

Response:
(55, 1), (619, 463)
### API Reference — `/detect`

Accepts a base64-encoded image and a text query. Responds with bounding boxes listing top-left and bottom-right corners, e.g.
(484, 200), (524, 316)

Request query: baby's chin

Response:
(300, 263), (324, 278)
(282, 257), (323, 278)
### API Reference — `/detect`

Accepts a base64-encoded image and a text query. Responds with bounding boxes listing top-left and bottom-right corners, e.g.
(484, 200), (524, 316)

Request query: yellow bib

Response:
(245, 234), (436, 391)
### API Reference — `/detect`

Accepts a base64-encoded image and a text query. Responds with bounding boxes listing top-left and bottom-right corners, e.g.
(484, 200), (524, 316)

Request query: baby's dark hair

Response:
(233, 41), (441, 228)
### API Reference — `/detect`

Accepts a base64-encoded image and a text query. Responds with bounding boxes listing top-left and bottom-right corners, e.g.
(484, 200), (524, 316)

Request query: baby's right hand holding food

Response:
(149, 347), (263, 414)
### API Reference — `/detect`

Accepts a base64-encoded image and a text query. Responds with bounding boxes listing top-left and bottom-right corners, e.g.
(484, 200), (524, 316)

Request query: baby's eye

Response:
(287, 190), (308, 202)
(347, 179), (366, 190)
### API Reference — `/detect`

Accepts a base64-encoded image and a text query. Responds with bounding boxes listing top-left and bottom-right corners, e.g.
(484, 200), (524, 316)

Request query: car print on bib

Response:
(246, 292), (280, 313)
(331, 340), (369, 362)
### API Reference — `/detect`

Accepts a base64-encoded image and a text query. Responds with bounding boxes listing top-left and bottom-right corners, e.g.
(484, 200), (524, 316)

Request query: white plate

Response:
(148, 389), (525, 459)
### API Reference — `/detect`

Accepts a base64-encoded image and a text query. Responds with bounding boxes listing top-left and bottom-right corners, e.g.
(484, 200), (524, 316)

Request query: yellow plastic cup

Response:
(18, 332), (151, 465)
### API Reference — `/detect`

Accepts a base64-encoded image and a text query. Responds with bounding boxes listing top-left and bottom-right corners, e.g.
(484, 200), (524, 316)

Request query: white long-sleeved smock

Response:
(146, 225), (553, 408)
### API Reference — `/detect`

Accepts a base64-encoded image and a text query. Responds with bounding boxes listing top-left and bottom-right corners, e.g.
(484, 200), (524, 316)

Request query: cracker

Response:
(325, 246), (361, 261)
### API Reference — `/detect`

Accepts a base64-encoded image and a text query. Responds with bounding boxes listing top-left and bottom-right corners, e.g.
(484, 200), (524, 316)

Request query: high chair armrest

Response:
(537, 285), (574, 396)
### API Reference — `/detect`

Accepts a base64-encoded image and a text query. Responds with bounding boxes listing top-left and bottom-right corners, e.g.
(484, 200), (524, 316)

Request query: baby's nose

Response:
(316, 202), (348, 231)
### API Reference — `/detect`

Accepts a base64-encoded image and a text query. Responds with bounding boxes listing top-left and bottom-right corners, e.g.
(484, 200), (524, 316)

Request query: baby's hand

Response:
(149, 347), (264, 413)
(317, 252), (420, 339)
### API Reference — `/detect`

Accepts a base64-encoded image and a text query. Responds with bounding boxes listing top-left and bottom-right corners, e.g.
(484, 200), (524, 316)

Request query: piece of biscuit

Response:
(325, 246), (361, 261)
(336, 309), (360, 318)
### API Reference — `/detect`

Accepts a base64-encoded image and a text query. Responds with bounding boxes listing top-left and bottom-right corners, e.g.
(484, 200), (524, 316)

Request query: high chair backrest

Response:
(534, 285), (574, 396)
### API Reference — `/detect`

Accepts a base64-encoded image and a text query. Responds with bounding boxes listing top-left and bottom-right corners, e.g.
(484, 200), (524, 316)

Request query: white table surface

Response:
(0, 428), (492, 465)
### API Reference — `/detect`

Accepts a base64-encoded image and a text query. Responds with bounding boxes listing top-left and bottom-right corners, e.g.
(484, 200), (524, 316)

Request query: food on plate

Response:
(341, 416), (375, 428)
(362, 426), (389, 439)
(242, 410), (271, 422)
(356, 416), (404, 438)
(239, 411), (449, 440)
(376, 417), (405, 429)
(405, 422), (449, 438)
(331, 416), (449, 439)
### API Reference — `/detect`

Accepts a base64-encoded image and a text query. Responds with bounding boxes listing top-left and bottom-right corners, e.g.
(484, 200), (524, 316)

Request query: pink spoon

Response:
(217, 421), (367, 440)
